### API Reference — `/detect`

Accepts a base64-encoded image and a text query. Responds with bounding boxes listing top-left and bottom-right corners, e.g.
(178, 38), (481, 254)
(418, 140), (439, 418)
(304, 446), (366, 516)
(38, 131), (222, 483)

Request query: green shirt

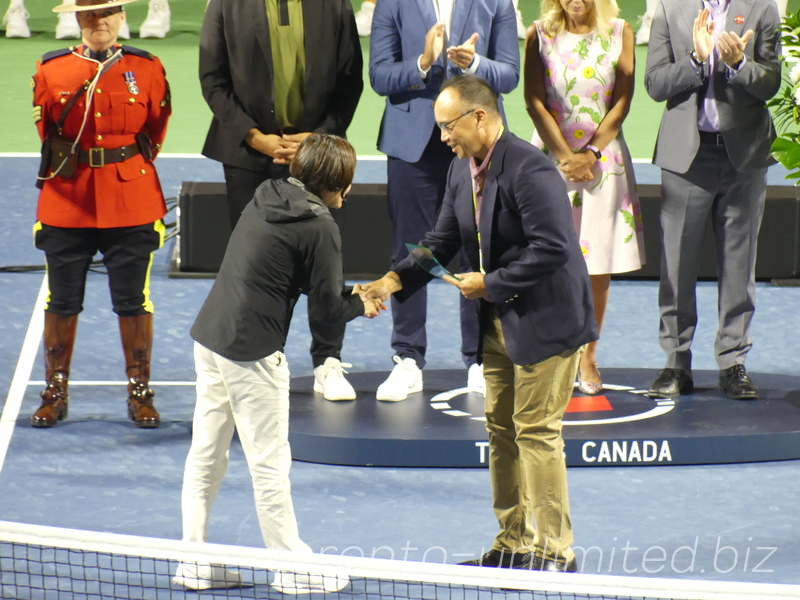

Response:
(266, 0), (305, 130)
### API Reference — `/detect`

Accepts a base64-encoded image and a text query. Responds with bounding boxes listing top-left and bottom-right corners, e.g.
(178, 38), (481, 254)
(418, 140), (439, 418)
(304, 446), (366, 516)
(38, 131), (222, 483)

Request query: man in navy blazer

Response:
(359, 76), (597, 572)
(368, 0), (519, 401)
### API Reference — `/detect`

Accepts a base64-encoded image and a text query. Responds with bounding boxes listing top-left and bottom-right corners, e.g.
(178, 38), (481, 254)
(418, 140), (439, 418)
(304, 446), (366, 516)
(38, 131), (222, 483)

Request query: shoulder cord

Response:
(41, 48), (123, 181)
(71, 48), (124, 154)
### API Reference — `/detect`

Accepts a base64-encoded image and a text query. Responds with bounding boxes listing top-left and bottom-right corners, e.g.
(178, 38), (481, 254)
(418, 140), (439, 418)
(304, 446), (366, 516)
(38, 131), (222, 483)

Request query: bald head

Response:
(434, 80), (503, 161)
(439, 75), (501, 118)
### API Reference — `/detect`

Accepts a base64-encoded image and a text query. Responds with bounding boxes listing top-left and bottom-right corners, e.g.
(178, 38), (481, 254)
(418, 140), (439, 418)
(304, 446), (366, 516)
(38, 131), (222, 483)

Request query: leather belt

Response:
(698, 131), (725, 146)
(78, 143), (140, 167)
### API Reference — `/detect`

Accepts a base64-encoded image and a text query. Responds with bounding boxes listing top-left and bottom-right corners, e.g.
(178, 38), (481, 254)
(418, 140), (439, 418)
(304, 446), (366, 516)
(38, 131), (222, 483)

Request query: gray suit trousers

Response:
(658, 142), (766, 373)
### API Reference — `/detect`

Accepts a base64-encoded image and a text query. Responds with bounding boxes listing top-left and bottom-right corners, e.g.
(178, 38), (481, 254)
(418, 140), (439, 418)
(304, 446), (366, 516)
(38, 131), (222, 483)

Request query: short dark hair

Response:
(439, 75), (500, 117)
(290, 134), (356, 196)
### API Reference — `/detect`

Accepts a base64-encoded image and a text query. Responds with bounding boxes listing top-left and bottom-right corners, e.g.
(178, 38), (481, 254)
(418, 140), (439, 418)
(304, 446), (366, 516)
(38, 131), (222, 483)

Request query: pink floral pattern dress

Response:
(531, 18), (645, 275)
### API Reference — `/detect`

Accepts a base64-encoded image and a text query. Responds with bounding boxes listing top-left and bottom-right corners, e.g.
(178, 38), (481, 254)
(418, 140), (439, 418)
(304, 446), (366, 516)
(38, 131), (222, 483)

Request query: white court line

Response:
(0, 275), (47, 476)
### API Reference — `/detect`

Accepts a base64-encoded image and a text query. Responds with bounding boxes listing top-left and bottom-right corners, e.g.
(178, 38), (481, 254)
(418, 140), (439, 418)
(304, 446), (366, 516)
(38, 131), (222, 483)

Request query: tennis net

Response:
(1, 520), (799, 600)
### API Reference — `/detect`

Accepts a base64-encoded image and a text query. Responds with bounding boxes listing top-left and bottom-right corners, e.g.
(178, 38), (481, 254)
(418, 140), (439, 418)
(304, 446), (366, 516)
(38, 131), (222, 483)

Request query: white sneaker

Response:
(376, 356), (422, 402)
(3, 5), (31, 38)
(118, 18), (130, 39)
(139, 0), (170, 38)
(313, 357), (356, 401)
(635, 13), (652, 45)
(515, 9), (526, 40)
(55, 12), (80, 39)
(354, 1), (374, 37)
(467, 363), (485, 395)
(172, 563), (241, 590)
(271, 570), (349, 594)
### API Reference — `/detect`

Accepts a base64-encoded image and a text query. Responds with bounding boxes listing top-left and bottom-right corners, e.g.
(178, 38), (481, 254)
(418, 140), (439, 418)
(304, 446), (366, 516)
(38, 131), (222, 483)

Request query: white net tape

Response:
(2, 520), (799, 600)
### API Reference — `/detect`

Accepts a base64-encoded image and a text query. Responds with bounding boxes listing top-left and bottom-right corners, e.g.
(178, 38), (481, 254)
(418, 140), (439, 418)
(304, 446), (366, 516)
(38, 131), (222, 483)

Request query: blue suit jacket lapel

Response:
(446, 0), (476, 78)
(415, 0), (438, 33)
(449, 0), (475, 48)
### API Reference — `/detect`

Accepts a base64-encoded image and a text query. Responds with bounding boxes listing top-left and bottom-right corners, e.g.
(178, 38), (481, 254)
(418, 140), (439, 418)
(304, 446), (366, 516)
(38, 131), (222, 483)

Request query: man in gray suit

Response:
(644, 0), (781, 400)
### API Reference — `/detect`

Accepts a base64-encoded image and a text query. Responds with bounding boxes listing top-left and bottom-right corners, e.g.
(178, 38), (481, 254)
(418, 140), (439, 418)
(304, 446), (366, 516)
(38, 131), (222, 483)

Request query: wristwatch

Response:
(586, 144), (602, 160)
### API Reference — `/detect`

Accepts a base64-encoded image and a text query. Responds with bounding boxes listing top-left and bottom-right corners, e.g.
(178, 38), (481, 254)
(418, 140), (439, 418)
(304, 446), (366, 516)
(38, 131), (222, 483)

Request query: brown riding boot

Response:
(31, 313), (78, 428)
(119, 313), (160, 428)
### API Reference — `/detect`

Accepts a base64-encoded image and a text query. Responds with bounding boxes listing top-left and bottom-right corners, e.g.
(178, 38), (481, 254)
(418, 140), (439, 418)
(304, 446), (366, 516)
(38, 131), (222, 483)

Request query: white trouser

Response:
(181, 342), (312, 553)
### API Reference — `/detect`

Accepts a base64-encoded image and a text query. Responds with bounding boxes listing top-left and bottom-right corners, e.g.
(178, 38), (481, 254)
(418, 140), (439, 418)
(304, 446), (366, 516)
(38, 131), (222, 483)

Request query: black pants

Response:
(223, 164), (345, 367)
(34, 221), (164, 317)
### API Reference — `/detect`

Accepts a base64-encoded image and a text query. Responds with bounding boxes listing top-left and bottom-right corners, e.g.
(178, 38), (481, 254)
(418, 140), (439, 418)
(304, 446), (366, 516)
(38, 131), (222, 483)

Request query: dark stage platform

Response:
(288, 369), (800, 468)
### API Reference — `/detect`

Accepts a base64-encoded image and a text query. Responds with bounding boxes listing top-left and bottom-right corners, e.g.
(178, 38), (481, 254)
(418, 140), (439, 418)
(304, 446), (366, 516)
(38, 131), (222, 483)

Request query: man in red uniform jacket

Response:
(31, 0), (171, 428)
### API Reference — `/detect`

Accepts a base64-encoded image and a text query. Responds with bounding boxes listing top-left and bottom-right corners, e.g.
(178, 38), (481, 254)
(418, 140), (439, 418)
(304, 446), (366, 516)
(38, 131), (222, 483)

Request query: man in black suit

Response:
(359, 76), (597, 572)
(199, 0), (363, 400)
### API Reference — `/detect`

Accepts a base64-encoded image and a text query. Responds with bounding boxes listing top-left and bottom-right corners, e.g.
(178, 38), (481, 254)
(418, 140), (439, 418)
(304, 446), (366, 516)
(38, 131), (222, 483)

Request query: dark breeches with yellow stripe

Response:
(31, 221), (164, 429)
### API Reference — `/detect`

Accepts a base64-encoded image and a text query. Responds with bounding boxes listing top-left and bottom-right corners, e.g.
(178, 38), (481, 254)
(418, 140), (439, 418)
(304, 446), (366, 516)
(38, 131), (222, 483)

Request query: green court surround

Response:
(6, 0), (795, 158)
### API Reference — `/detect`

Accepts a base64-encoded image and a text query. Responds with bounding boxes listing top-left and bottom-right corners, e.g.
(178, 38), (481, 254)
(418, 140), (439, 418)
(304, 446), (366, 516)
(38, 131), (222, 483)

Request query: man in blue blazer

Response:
(359, 76), (597, 572)
(368, 0), (519, 401)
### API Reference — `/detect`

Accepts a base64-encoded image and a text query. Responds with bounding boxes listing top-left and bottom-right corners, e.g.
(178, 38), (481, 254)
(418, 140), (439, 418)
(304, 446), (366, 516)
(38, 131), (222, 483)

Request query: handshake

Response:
(352, 273), (404, 319)
(351, 268), (490, 319)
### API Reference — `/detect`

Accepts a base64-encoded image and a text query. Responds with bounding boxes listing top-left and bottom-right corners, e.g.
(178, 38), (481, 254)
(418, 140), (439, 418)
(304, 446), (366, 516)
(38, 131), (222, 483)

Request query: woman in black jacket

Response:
(174, 134), (381, 592)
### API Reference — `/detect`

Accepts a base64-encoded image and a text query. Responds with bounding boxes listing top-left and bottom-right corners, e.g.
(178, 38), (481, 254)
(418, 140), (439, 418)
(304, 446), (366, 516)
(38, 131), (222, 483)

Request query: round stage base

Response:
(288, 369), (800, 467)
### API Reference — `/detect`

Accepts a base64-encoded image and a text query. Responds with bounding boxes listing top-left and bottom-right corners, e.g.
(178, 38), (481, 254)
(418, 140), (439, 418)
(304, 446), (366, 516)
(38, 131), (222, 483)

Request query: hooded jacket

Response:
(191, 178), (364, 361)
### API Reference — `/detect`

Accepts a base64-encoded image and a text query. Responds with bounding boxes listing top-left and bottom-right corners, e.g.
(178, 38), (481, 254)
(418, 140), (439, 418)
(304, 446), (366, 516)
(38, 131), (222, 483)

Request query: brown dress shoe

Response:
(128, 381), (160, 428)
(31, 372), (69, 428)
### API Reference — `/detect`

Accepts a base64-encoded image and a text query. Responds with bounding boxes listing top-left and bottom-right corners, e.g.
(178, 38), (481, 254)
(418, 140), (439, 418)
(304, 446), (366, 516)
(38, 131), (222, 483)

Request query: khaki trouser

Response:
(482, 309), (581, 564)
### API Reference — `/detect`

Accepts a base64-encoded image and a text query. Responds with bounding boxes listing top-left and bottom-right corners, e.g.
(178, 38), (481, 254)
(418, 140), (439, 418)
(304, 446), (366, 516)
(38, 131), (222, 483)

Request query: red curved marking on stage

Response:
(566, 396), (612, 413)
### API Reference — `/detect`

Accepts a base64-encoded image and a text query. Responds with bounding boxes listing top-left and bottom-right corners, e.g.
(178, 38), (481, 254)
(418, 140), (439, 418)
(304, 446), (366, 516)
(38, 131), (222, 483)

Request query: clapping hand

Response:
(447, 33), (478, 70)
(717, 29), (753, 68)
(420, 23), (446, 71)
(692, 8), (714, 63)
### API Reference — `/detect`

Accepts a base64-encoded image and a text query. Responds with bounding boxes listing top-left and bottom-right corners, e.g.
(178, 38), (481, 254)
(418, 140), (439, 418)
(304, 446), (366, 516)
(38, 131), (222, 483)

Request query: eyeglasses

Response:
(436, 109), (475, 133)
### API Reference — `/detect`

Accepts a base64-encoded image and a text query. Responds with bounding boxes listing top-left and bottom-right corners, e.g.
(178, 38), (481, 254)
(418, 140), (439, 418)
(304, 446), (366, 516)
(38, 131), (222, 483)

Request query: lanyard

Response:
(472, 125), (504, 274)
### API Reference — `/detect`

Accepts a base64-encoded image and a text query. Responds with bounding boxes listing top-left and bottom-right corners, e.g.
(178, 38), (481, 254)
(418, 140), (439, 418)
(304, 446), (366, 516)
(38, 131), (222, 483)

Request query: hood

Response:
(252, 177), (330, 223)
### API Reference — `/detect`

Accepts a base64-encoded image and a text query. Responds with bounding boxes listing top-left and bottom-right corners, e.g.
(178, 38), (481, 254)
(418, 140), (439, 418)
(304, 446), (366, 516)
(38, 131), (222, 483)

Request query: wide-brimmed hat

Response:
(53, 0), (139, 14)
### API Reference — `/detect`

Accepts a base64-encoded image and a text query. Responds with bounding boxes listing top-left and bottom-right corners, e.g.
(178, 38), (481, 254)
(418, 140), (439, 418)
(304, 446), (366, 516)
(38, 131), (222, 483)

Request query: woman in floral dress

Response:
(524, 0), (645, 394)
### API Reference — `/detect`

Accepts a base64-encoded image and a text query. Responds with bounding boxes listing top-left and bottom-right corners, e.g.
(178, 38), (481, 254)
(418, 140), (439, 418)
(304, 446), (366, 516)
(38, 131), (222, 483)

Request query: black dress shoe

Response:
(646, 368), (693, 398)
(514, 554), (578, 573)
(458, 549), (529, 568)
(719, 365), (758, 400)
